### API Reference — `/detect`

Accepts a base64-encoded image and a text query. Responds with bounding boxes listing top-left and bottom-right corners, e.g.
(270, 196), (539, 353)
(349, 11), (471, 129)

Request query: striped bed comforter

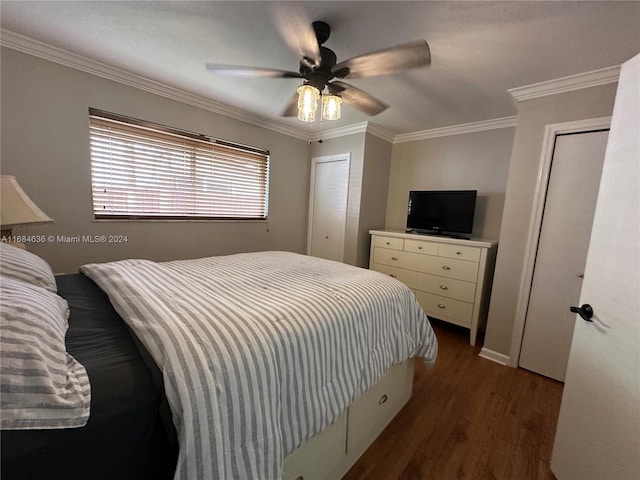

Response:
(80, 251), (437, 480)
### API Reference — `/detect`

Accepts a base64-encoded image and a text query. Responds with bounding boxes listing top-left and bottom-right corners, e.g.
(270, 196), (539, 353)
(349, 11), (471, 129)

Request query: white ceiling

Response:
(2, 1), (639, 137)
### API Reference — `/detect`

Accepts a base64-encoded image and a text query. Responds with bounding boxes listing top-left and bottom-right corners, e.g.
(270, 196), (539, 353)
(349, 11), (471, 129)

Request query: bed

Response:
(0, 245), (437, 480)
(1, 273), (178, 480)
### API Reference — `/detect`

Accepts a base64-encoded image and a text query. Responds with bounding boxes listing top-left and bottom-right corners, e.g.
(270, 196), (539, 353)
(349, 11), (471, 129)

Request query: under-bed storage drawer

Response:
(283, 361), (414, 480)
(347, 361), (414, 455)
(283, 411), (347, 480)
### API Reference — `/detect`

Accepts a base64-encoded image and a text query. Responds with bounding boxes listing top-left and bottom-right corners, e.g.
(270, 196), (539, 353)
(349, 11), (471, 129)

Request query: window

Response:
(88, 109), (270, 220)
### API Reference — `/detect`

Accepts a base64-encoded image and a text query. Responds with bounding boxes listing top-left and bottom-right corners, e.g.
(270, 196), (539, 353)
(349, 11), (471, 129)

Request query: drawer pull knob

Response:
(439, 284), (448, 290)
(378, 394), (388, 405)
(418, 246), (423, 250)
(386, 242), (390, 245)
(437, 303), (446, 309)
(391, 256), (399, 261)
(390, 274), (397, 278)
(442, 265), (451, 270)
(456, 251), (462, 255)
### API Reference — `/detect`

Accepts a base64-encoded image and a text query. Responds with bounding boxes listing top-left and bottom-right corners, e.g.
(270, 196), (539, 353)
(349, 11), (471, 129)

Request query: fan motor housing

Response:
(300, 46), (337, 91)
(312, 21), (331, 45)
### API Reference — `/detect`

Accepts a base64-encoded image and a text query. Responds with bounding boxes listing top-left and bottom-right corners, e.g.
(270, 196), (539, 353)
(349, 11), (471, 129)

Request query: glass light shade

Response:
(322, 95), (342, 120)
(297, 85), (319, 123)
(298, 108), (316, 123)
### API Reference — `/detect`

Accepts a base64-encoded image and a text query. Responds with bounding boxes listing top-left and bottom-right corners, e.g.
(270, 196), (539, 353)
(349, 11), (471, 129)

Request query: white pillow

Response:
(0, 276), (91, 429)
(0, 242), (57, 292)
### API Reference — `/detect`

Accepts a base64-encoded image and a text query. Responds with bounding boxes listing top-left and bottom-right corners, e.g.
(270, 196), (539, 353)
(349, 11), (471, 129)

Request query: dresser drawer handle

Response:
(439, 284), (448, 290)
(437, 303), (446, 309)
(378, 394), (388, 405)
(441, 265), (451, 270)
(391, 256), (399, 261)
(456, 251), (462, 255)
(386, 241), (391, 245)
(389, 274), (397, 278)
(418, 246), (423, 250)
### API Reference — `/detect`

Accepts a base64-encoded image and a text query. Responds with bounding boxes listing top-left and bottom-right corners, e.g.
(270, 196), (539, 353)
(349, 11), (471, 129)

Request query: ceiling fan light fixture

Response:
(206, 19), (431, 123)
(322, 94), (342, 120)
(297, 84), (320, 122)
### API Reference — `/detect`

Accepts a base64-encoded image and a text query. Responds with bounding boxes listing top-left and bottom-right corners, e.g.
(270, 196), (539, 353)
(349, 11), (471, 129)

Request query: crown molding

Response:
(12, 29), (613, 146)
(2, 29), (517, 146)
(0, 29), (310, 141)
(312, 121), (395, 143)
(508, 65), (621, 102)
(393, 116), (518, 143)
(366, 123), (395, 143)
(313, 122), (368, 141)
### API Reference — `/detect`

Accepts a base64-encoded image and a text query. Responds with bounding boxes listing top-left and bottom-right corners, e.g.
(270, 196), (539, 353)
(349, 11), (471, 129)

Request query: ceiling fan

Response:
(205, 17), (431, 121)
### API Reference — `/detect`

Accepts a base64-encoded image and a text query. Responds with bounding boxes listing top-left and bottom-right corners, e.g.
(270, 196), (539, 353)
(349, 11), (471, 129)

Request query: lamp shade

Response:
(0, 176), (53, 227)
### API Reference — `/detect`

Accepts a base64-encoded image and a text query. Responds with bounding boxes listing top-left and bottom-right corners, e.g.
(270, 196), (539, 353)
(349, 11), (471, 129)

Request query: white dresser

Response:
(369, 230), (497, 345)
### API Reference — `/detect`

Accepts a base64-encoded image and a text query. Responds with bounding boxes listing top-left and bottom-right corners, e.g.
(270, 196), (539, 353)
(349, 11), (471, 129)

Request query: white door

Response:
(551, 54), (640, 479)
(519, 130), (609, 381)
(307, 154), (350, 262)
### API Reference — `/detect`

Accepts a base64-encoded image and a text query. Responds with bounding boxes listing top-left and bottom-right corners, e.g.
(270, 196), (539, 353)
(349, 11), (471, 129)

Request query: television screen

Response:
(407, 190), (477, 236)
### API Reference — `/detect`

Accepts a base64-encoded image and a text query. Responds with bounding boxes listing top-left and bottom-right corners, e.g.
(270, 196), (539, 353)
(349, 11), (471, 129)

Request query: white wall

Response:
(0, 48), (311, 273)
(385, 128), (516, 240)
(360, 133), (392, 267)
(310, 132), (392, 268)
(311, 133), (366, 266)
(483, 83), (618, 357)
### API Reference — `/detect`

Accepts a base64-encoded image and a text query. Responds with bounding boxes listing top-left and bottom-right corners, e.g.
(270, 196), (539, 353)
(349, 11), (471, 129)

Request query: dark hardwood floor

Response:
(344, 320), (564, 480)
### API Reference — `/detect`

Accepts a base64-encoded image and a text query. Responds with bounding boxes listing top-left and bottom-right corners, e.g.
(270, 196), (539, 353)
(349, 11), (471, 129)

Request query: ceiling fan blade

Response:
(329, 81), (388, 116)
(332, 40), (431, 79)
(281, 91), (300, 117)
(206, 64), (302, 78)
(271, 4), (321, 69)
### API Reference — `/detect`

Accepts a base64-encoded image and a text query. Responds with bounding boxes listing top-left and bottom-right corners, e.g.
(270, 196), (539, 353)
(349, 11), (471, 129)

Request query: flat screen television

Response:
(406, 190), (477, 238)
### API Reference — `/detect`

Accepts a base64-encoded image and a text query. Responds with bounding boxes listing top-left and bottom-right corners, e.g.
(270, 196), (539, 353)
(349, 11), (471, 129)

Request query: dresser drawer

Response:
(404, 239), (438, 255)
(373, 236), (404, 251)
(371, 263), (417, 289)
(373, 247), (422, 270)
(416, 273), (476, 303)
(438, 243), (481, 262)
(415, 291), (473, 326)
(421, 255), (479, 283)
(347, 361), (414, 455)
(370, 230), (496, 346)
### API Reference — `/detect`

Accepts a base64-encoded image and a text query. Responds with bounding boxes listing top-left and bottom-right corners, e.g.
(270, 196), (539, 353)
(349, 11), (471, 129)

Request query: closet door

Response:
(307, 154), (350, 262)
(519, 129), (608, 381)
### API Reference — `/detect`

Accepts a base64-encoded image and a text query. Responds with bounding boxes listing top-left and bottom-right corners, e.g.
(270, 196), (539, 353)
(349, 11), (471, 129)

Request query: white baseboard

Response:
(478, 347), (510, 366)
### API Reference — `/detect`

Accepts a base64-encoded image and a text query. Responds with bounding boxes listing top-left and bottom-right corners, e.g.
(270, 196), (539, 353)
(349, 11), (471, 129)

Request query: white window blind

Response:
(88, 109), (270, 220)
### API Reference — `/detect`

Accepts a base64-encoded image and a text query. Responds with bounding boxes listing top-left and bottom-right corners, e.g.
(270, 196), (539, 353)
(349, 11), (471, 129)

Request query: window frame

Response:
(88, 108), (270, 222)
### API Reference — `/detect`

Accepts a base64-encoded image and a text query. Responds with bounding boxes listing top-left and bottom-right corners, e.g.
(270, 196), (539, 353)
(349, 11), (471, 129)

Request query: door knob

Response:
(570, 304), (594, 322)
